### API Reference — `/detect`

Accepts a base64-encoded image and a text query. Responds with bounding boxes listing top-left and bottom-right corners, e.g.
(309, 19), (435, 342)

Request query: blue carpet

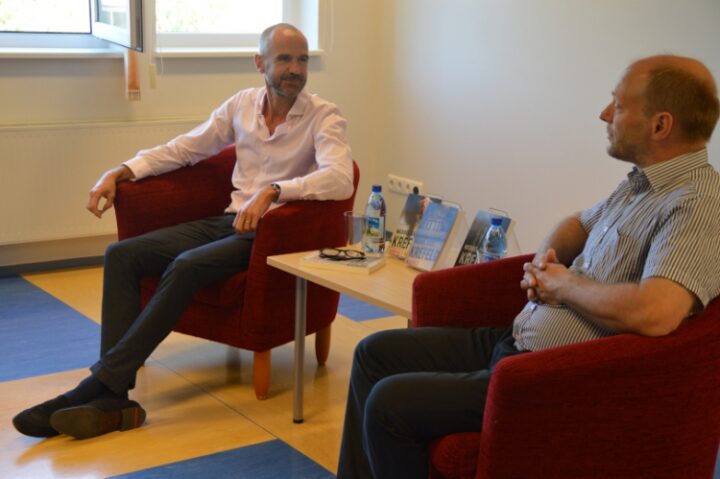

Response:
(338, 294), (393, 321)
(108, 439), (334, 479)
(0, 276), (99, 381)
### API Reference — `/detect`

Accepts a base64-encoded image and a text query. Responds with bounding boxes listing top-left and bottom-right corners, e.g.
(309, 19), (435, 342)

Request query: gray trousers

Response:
(336, 325), (523, 479)
(90, 215), (254, 395)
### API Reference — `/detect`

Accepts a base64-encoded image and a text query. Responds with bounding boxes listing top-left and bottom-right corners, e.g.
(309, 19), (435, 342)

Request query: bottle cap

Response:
(372, 184), (382, 192)
(491, 217), (503, 226)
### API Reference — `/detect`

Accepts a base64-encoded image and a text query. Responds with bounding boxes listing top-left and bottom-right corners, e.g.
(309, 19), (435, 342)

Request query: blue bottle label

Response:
(364, 216), (385, 255)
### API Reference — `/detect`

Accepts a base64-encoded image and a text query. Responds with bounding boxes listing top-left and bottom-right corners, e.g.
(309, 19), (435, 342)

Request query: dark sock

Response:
(63, 376), (126, 405)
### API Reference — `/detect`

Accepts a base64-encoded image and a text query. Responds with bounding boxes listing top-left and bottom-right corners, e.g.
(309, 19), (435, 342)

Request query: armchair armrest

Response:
(248, 159), (360, 265)
(251, 199), (351, 261)
(412, 254), (532, 329)
(114, 146), (235, 240)
(239, 162), (360, 347)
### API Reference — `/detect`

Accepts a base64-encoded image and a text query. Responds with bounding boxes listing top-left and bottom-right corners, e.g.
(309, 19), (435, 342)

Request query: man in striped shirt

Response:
(517, 55), (720, 351)
(337, 54), (720, 479)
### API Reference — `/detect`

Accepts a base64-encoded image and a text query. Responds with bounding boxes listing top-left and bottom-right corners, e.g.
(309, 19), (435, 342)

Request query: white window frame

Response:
(0, 0), (323, 59)
(153, 0), (321, 58)
(91, 0), (144, 52)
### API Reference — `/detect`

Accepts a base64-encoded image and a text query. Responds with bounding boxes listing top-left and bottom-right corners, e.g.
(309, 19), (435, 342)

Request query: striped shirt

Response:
(513, 149), (720, 352)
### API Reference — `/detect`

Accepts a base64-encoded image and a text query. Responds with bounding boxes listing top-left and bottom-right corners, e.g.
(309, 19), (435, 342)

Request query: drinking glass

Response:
(344, 211), (366, 251)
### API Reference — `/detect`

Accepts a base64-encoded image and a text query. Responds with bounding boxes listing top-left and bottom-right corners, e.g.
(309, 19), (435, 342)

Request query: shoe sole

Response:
(50, 403), (146, 439)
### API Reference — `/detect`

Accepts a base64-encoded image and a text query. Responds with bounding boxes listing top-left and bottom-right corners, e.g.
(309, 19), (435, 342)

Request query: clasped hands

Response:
(520, 248), (572, 305)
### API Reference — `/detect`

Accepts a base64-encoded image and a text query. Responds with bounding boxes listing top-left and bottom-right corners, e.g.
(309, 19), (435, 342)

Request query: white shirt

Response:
(124, 87), (354, 213)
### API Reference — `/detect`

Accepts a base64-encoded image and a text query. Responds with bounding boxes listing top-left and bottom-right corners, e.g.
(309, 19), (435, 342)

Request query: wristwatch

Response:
(270, 183), (281, 202)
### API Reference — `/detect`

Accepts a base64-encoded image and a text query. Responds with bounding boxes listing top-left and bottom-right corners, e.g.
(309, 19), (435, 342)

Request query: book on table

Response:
(405, 201), (468, 271)
(300, 250), (386, 274)
(387, 194), (442, 259)
(455, 209), (515, 266)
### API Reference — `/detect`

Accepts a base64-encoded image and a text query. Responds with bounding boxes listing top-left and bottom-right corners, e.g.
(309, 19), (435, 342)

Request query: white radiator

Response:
(0, 118), (203, 265)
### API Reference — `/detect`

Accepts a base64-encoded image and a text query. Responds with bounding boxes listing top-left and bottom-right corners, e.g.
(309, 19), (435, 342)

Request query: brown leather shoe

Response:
(50, 397), (146, 439)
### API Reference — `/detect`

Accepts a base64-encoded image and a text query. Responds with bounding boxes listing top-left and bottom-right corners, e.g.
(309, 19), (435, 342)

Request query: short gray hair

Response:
(258, 23), (303, 57)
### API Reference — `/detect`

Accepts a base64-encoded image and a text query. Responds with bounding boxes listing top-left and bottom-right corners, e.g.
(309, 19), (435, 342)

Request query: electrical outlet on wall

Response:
(387, 174), (424, 195)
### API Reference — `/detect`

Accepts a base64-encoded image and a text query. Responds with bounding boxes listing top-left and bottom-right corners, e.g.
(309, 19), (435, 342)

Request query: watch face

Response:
(271, 183), (281, 199)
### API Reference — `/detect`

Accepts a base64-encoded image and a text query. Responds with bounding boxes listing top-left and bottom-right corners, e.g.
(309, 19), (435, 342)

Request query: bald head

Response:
(258, 23), (307, 58)
(628, 55), (719, 142)
(629, 55), (716, 89)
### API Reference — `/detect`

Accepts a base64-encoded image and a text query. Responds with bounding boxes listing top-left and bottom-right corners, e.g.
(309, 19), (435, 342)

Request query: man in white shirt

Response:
(13, 23), (353, 440)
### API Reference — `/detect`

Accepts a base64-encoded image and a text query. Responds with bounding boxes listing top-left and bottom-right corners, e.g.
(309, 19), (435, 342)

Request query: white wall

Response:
(2, 0), (720, 262)
(0, 2), (381, 150)
(375, 0), (720, 253)
(0, 1), (382, 265)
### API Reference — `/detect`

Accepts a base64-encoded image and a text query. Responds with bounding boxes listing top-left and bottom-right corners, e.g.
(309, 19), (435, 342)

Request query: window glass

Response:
(92, 0), (142, 51)
(0, 0), (91, 33)
(156, 0), (283, 34)
(96, 0), (129, 30)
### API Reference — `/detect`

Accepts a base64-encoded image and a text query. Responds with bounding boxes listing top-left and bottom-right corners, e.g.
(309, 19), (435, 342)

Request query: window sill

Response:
(0, 46), (325, 60)
(154, 47), (325, 59)
(0, 47), (124, 59)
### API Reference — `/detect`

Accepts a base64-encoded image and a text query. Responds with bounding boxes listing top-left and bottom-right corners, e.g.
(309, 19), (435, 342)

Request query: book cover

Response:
(405, 202), (468, 271)
(387, 194), (439, 259)
(455, 210), (514, 266)
(300, 251), (386, 275)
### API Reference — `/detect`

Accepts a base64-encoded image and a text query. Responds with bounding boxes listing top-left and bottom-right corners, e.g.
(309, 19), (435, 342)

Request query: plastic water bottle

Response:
(363, 184), (386, 256)
(478, 217), (507, 262)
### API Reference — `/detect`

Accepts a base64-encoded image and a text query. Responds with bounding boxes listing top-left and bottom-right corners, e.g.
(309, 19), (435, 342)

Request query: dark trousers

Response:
(89, 215), (254, 395)
(336, 325), (524, 479)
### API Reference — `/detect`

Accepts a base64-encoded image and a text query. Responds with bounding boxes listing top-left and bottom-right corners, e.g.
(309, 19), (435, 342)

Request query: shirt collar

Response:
(255, 87), (309, 118)
(287, 89), (309, 117)
(629, 148), (709, 192)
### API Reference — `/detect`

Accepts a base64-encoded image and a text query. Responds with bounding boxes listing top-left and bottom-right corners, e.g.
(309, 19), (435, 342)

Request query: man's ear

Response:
(651, 112), (674, 140)
(255, 54), (265, 73)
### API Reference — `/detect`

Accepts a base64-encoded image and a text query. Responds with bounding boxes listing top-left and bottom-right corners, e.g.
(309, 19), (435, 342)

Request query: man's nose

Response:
(599, 104), (613, 123)
(289, 59), (305, 74)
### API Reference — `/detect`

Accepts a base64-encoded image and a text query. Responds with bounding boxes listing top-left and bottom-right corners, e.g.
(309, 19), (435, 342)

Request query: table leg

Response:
(293, 276), (307, 423)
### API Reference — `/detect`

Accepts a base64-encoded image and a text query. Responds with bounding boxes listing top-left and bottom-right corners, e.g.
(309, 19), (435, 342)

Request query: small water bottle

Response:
(478, 217), (507, 262)
(363, 184), (386, 256)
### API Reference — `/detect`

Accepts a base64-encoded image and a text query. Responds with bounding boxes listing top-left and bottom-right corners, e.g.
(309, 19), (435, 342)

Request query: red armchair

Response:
(412, 254), (720, 479)
(113, 146), (359, 399)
